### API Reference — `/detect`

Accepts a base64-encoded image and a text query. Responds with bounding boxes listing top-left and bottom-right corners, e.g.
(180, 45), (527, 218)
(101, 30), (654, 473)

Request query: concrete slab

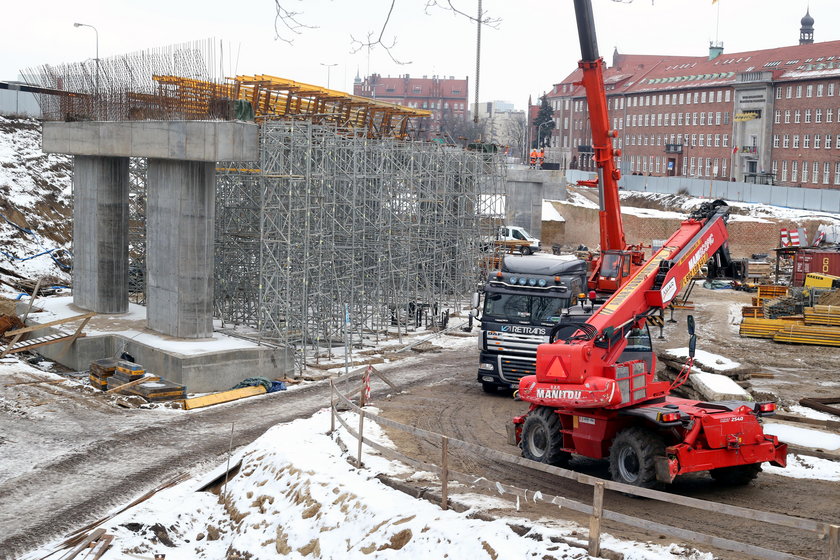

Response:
(20, 297), (293, 393)
(42, 120), (259, 162)
(688, 371), (751, 402)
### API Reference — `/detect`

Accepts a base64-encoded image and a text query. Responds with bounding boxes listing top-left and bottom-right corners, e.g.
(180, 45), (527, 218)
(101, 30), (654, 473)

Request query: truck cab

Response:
(475, 254), (587, 392)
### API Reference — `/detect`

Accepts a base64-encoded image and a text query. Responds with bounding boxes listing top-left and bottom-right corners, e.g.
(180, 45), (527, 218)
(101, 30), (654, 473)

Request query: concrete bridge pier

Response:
(72, 156), (129, 314)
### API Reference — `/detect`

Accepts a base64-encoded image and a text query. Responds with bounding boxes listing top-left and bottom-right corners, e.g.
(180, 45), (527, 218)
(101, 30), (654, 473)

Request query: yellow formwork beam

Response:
(183, 385), (267, 410)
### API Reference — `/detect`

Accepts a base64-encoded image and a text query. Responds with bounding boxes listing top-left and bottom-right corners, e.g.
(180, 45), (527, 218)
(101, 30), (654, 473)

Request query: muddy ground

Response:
(1, 287), (838, 559)
(373, 287), (840, 560)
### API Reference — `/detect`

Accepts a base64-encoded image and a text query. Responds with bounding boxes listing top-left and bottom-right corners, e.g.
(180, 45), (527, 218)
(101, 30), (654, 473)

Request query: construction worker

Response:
(538, 148), (545, 169)
(529, 148), (538, 167)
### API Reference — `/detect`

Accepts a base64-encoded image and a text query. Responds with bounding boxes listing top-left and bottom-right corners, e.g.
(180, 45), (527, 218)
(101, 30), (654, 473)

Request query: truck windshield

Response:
(483, 293), (569, 325)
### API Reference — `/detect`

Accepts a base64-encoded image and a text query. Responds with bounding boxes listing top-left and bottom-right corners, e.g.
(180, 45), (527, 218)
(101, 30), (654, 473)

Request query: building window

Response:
(773, 134), (780, 148)
(699, 134), (705, 147)
(783, 134), (790, 148)
(835, 162), (840, 185)
(722, 158), (727, 178)
(700, 112), (706, 126)
(671, 112), (676, 126)
(802, 161), (809, 183)
(724, 112), (730, 124)
(679, 93), (685, 104)
(707, 134), (712, 146)
(774, 110), (781, 123)
(723, 134), (729, 147)
(690, 157), (696, 175)
(692, 112), (698, 125)
(685, 112), (690, 124)
(805, 109), (812, 123)
(827, 134), (833, 149)
(776, 87), (783, 99)
(717, 90), (723, 103)
(818, 84), (824, 97)
(814, 161), (821, 184)
(782, 160), (788, 182)
(714, 158), (720, 176)
(795, 110), (801, 123)
(816, 109), (823, 123)
(786, 86), (793, 99)
(807, 84), (813, 97)
(828, 110), (834, 124)
(716, 111), (722, 125)
(815, 135), (821, 149)
(793, 135), (800, 149)
(791, 161), (799, 182)
(772, 160), (778, 179)
(678, 113), (684, 126)
(725, 90), (731, 103)
(784, 110), (791, 123)
(825, 162), (831, 184)
(701, 91), (707, 103)
(656, 158), (661, 173)
(691, 134), (697, 147)
(715, 134), (721, 147)
(694, 92), (699, 103)
(796, 85), (803, 98)
(657, 113), (663, 126)
(705, 157), (712, 176)
(803, 135), (810, 149)
(829, 83), (836, 96)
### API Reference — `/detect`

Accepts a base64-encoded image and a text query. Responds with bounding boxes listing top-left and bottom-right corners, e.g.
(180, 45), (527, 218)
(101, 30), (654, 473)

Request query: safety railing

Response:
(329, 366), (840, 560)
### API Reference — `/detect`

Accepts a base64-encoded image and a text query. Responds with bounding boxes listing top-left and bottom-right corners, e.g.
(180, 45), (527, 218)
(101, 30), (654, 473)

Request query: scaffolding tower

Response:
(215, 120), (505, 371)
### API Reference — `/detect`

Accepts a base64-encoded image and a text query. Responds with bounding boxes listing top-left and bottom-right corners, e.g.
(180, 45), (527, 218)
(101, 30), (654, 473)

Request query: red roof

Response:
(548, 40), (840, 98)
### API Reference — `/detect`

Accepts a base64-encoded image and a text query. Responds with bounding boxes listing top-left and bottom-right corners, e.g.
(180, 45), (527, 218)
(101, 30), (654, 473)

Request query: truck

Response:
(482, 225), (541, 255)
(510, 0), (786, 488)
(512, 200), (786, 487)
(475, 253), (588, 393)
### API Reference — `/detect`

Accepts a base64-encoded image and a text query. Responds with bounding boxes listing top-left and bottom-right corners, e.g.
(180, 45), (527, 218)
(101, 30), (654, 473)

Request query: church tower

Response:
(799, 9), (814, 45)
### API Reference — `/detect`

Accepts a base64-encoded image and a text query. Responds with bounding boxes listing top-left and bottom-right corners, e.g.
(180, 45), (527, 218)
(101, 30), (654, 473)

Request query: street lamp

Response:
(537, 120), (554, 150)
(320, 62), (337, 89)
(73, 22), (99, 100)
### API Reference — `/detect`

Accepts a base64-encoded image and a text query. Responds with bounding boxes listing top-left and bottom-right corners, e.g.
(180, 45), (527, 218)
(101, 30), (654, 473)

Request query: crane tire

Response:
(609, 427), (665, 489)
(709, 463), (762, 486)
(520, 407), (571, 467)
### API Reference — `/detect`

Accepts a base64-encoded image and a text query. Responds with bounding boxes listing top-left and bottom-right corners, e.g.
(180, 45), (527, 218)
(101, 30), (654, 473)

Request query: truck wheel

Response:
(481, 382), (497, 394)
(609, 427), (665, 488)
(521, 246), (533, 255)
(521, 407), (570, 467)
(709, 463), (762, 486)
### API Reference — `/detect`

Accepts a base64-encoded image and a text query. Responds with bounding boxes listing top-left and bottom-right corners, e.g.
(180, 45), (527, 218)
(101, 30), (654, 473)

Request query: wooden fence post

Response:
(829, 524), (840, 560)
(360, 366), (371, 407)
(588, 481), (605, 557)
(440, 436), (449, 510)
(329, 379), (335, 434)
(356, 408), (365, 468)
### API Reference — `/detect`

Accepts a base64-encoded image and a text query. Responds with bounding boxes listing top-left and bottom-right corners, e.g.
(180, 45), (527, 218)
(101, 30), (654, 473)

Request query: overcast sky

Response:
(4, 1), (838, 110)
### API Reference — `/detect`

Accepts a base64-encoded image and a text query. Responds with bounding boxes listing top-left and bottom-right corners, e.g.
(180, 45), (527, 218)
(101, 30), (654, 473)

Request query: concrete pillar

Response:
(146, 159), (215, 338)
(72, 156), (129, 313)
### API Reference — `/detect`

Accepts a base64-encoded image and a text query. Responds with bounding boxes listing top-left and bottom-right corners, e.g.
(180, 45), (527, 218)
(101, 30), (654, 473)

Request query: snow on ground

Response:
(0, 116), (72, 286)
(763, 423), (840, 451)
(787, 404), (840, 423)
(542, 200), (565, 222)
(664, 348), (740, 371)
(22, 408), (714, 560)
(764, 453), (840, 481)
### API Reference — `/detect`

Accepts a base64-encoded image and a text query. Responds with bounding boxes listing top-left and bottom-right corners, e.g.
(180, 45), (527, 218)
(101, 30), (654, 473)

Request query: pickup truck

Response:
(482, 226), (541, 255)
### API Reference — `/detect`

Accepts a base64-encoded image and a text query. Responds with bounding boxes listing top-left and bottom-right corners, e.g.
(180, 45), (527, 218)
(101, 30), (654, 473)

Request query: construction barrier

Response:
(329, 368), (840, 560)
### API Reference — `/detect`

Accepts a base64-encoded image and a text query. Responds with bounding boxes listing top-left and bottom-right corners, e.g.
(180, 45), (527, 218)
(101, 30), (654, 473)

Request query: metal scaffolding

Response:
(215, 120), (505, 371)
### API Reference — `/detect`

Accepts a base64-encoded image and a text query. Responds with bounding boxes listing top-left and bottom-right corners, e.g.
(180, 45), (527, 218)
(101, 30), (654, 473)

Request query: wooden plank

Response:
(441, 436), (449, 510)
(84, 534), (112, 560)
(104, 376), (159, 395)
(183, 385), (266, 410)
(588, 481), (604, 557)
(6, 333), (87, 354)
(603, 510), (807, 560)
(829, 525), (840, 560)
(5, 312), (97, 336)
(21, 278), (41, 323)
(57, 528), (106, 560)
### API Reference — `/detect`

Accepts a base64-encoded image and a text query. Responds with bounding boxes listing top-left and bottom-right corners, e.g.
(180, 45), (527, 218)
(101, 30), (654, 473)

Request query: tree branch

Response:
(273, 0), (317, 44)
(349, 0), (411, 65)
(424, 0), (501, 28)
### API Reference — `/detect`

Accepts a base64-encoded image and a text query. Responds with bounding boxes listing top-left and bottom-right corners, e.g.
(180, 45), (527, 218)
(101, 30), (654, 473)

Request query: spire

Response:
(800, 8), (814, 45)
(354, 67), (362, 85)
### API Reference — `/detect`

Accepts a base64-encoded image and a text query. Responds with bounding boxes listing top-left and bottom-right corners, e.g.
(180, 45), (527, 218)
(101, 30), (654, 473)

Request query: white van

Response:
(497, 226), (541, 254)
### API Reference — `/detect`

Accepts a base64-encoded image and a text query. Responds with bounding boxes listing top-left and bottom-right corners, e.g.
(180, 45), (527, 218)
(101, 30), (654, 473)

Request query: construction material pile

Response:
(89, 358), (186, 403)
(740, 285), (840, 347)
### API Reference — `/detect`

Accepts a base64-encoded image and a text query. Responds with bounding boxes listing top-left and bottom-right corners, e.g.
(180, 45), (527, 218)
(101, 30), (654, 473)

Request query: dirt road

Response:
(373, 287), (840, 560)
(0, 340), (476, 559)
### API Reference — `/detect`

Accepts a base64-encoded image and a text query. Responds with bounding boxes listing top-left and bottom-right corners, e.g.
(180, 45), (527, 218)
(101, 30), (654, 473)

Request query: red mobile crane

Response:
(510, 0), (786, 487)
(512, 199), (786, 486)
(571, 0), (646, 295)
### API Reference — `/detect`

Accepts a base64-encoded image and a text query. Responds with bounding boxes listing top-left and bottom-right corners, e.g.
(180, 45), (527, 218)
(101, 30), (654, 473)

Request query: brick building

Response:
(545, 10), (840, 189)
(353, 73), (468, 140)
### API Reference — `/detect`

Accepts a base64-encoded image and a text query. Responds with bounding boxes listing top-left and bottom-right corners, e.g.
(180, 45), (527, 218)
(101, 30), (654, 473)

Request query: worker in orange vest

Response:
(538, 148), (545, 168)
(529, 148), (538, 167)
